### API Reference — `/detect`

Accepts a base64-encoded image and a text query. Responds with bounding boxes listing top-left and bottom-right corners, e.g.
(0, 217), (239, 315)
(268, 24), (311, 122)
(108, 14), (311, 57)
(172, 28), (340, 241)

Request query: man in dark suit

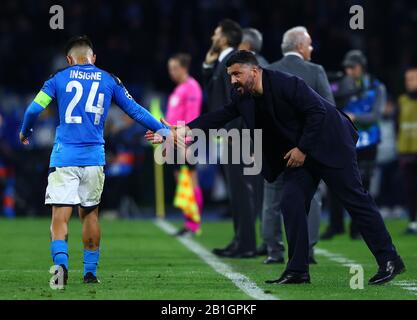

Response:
(202, 20), (258, 258)
(261, 26), (334, 265)
(238, 28), (269, 68)
(156, 51), (405, 285)
(238, 27), (269, 257)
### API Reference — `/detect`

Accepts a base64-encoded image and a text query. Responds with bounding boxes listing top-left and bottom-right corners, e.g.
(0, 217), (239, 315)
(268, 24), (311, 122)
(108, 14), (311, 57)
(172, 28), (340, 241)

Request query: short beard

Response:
(244, 77), (256, 96)
(234, 77), (256, 96)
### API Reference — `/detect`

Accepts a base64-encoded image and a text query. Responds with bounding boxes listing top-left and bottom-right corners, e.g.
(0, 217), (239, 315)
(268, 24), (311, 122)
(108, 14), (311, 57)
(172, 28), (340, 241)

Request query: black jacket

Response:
(188, 69), (359, 182)
(202, 50), (236, 113)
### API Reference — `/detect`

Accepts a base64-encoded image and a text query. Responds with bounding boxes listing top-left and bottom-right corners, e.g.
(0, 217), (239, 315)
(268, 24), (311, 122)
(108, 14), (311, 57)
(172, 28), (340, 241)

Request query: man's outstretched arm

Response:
(187, 98), (240, 131)
(145, 99), (240, 147)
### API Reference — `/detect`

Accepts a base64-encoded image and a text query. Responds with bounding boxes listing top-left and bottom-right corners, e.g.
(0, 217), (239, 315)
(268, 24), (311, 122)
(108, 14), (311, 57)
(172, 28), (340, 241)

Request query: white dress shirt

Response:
(283, 51), (304, 60)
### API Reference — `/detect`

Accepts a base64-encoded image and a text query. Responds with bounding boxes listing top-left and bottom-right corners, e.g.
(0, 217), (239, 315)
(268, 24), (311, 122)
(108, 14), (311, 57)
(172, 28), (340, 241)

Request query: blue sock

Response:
(51, 240), (69, 270)
(84, 249), (100, 276)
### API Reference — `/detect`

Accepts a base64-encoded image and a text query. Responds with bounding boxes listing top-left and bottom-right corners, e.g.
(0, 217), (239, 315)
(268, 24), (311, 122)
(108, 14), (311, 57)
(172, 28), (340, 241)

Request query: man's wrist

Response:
(297, 145), (307, 155)
(20, 128), (32, 138)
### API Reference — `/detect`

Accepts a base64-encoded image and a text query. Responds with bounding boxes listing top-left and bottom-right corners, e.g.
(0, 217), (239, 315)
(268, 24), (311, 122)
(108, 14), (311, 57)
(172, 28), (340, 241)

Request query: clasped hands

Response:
(145, 118), (190, 150)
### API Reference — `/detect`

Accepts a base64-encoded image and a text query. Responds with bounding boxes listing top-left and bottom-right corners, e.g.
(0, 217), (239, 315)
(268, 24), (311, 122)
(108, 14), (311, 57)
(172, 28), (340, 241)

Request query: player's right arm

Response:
(20, 77), (56, 144)
(111, 76), (168, 134)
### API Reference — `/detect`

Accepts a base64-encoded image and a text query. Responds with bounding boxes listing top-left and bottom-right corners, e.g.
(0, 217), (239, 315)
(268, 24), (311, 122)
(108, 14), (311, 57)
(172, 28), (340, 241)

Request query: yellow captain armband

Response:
(33, 91), (52, 108)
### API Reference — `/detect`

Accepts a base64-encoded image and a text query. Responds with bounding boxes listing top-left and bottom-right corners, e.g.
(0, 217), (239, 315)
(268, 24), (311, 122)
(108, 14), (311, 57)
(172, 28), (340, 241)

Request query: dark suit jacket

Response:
(268, 54), (335, 104)
(255, 53), (269, 68)
(188, 69), (359, 182)
(202, 50), (236, 113)
(203, 49), (246, 132)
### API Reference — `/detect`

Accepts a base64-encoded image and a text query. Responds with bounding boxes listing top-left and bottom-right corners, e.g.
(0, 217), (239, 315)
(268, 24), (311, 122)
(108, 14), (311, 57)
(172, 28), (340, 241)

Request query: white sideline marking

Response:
(315, 247), (417, 296)
(154, 219), (279, 300)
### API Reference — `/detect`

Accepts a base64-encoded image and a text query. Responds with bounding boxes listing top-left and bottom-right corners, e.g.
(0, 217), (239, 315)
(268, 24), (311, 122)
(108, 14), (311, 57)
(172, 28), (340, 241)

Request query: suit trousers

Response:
(327, 145), (378, 235)
(281, 156), (398, 273)
(262, 174), (321, 260)
(223, 145), (258, 253)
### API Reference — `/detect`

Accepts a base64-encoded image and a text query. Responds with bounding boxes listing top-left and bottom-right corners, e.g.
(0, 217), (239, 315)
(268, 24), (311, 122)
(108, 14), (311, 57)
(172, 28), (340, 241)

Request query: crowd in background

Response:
(1, 0), (417, 233)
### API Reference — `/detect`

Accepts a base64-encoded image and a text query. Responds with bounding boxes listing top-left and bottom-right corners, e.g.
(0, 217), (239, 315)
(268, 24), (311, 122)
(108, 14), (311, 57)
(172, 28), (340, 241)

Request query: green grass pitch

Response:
(0, 217), (416, 300)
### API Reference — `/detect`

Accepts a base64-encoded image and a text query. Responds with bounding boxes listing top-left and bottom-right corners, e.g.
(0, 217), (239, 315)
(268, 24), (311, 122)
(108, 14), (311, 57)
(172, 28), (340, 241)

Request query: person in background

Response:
(263, 26), (334, 264)
(238, 28), (269, 67)
(0, 112), (16, 218)
(397, 67), (417, 234)
(165, 53), (203, 235)
(321, 50), (386, 240)
(375, 97), (404, 219)
(202, 20), (258, 258)
(238, 27), (269, 256)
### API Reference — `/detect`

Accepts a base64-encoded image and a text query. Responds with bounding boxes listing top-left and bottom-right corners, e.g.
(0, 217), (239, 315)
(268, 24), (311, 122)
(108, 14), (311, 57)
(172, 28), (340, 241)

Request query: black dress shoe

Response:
(263, 256), (285, 264)
(368, 256), (406, 285)
(218, 249), (257, 258)
(212, 243), (236, 256)
(212, 248), (227, 256)
(265, 271), (310, 284)
(256, 243), (268, 256)
(234, 250), (257, 258)
(350, 232), (362, 240)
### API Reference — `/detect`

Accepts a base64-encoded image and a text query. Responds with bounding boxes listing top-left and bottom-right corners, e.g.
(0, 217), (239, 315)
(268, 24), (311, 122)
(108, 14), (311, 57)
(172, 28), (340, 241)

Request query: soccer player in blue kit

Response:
(19, 36), (167, 285)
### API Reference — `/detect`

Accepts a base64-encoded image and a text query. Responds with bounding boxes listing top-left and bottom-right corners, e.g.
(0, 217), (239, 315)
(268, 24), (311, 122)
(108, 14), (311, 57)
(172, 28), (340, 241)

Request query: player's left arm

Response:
(20, 77), (56, 145)
(112, 76), (169, 135)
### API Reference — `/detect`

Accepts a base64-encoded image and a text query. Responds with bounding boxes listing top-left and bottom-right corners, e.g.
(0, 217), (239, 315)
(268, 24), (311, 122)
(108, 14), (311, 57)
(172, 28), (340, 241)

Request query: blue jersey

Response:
(343, 78), (381, 150)
(21, 63), (167, 167)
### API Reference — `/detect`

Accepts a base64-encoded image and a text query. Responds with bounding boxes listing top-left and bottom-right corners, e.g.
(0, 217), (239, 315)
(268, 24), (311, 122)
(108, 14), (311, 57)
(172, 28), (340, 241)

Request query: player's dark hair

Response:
(65, 35), (94, 56)
(170, 53), (192, 70)
(225, 50), (260, 68)
(218, 19), (242, 48)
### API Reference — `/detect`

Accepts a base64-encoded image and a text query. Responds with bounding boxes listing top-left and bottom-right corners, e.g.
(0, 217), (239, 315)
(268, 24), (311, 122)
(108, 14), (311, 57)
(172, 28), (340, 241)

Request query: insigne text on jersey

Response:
(69, 70), (102, 81)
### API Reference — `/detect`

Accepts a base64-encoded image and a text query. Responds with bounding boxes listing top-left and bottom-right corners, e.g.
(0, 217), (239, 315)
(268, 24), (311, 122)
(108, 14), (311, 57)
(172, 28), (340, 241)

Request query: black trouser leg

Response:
(224, 162), (257, 252)
(351, 147), (377, 236)
(313, 158), (398, 266)
(281, 167), (319, 273)
(328, 191), (345, 233)
(222, 163), (238, 250)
